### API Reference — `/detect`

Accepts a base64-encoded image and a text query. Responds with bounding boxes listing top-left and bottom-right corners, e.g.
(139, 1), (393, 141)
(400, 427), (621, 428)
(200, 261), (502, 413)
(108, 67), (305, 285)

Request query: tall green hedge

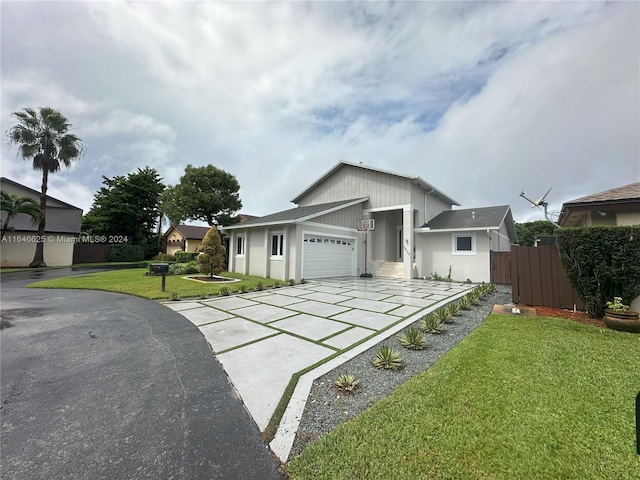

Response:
(555, 226), (640, 318)
(107, 244), (145, 262)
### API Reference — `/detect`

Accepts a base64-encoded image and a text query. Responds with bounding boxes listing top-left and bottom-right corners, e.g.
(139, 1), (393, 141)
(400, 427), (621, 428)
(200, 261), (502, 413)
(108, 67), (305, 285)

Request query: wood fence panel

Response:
(73, 244), (109, 264)
(511, 245), (584, 310)
(490, 251), (511, 285)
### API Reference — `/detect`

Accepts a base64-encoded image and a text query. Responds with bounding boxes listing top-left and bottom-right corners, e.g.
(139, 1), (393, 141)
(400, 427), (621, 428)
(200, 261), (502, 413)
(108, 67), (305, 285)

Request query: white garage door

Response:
(302, 235), (356, 279)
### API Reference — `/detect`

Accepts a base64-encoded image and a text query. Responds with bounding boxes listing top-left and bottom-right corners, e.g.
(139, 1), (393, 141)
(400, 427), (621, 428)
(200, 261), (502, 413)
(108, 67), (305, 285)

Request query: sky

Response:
(1, 1), (638, 226)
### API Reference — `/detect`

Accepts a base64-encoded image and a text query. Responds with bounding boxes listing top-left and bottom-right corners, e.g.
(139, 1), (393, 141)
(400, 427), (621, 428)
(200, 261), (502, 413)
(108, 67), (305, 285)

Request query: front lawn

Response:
(26, 267), (280, 299)
(287, 315), (640, 479)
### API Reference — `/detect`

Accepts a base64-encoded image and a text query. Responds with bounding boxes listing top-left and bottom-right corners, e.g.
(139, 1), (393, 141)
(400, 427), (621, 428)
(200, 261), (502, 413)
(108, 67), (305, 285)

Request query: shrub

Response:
(372, 346), (403, 370)
(398, 327), (427, 350)
(219, 286), (231, 296)
(334, 373), (360, 393)
(197, 226), (226, 278)
(107, 244), (144, 262)
(556, 226), (640, 318)
(273, 280), (282, 288)
(175, 251), (198, 263)
(153, 253), (175, 262)
(419, 313), (444, 334)
(289, 279), (295, 286)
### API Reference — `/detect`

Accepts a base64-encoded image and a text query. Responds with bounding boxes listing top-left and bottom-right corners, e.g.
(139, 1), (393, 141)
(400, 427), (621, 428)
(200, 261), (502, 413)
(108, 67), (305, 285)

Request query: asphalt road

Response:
(0, 268), (284, 480)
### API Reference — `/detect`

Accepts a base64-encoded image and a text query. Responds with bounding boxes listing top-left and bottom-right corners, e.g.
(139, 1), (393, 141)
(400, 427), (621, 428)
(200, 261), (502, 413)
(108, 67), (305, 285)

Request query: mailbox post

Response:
(150, 263), (170, 292)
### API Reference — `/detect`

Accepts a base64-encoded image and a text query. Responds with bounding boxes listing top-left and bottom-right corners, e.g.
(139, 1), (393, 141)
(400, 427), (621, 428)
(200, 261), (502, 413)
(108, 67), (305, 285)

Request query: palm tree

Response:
(6, 107), (85, 267)
(0, 191), (42, 241)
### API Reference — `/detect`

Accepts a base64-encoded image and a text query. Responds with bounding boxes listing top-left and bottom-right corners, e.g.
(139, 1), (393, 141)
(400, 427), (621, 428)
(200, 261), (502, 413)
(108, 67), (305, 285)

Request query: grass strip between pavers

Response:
(286, 315), (640, 480)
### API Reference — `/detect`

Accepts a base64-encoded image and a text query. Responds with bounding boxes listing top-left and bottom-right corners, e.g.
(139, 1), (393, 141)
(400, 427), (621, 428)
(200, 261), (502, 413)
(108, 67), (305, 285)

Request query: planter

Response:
(603, 309), (640, 333)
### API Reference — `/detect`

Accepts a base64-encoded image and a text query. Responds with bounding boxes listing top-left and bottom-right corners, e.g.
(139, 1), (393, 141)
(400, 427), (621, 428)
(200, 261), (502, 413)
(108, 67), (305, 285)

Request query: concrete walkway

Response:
(165, 277), (474, 461)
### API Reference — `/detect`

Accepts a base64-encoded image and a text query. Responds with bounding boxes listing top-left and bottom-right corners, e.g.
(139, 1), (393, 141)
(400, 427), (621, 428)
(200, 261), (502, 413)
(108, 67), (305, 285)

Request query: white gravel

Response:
(288, 285), (512, 459)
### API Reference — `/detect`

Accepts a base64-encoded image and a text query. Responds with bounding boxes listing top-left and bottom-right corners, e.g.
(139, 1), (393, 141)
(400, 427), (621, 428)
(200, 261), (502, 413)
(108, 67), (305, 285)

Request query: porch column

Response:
(403, 207), (414, 279)
(228, 231), (235, 272)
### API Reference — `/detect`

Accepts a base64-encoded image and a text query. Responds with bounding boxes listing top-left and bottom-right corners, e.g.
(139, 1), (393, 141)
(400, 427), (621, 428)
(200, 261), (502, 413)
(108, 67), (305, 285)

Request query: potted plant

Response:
(603, 297), (640, 333)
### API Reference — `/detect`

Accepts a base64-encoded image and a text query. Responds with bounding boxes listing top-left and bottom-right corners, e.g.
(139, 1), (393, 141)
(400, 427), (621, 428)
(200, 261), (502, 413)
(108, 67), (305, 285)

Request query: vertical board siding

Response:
(511, 245), (584, 310)
(72, 244), (109, 263)
(490, 251), (511, 284)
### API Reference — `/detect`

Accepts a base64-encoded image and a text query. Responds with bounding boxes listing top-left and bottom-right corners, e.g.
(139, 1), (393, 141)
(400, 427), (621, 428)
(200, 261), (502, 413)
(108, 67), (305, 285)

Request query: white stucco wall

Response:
(1, 232), (75, 267)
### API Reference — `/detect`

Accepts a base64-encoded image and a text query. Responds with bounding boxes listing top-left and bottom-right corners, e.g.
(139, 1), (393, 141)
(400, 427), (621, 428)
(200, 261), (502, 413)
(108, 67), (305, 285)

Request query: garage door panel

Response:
(303, 235), (355, 279)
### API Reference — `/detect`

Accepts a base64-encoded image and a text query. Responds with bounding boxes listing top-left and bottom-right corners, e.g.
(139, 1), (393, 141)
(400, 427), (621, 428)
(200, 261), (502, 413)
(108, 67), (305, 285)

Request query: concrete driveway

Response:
(0, 269), (284, 480)
(164, 276), (474, 461)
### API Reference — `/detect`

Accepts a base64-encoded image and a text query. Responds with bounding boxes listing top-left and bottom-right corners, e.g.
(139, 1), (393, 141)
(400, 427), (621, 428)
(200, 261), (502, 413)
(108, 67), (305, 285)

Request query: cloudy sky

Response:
(2, 1), (638, 225)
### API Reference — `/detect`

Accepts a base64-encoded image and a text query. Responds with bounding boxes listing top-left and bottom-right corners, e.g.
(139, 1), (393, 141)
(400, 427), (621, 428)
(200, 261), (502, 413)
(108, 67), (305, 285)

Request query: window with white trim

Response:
(235, 235), (245, 256)
(453, 234), (475, 255)
(271, 233), (284, 257)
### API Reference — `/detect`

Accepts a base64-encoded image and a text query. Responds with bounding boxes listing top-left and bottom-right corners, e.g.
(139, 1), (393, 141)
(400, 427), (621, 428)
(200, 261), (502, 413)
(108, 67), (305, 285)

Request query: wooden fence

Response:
(490, 251), (512, 285)
(510, 245), (584, 310)
(72, 244), (109, 264)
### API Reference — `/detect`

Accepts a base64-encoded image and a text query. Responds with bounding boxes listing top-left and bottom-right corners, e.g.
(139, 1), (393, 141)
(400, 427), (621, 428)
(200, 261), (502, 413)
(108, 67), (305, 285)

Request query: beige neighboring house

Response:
(222, 160), (517, 283)
(162, 224), (211, 255)
(0, 177), (82, 267)
(558, 182), (640, 227)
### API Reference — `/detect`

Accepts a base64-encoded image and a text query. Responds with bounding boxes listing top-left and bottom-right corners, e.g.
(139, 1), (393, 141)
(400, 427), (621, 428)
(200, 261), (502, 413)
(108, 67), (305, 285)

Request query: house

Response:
(162, 224), (211, 255)
(222, 161), (517, 283)
(558, 182), (640, 227)
(0, 177), (82, 267)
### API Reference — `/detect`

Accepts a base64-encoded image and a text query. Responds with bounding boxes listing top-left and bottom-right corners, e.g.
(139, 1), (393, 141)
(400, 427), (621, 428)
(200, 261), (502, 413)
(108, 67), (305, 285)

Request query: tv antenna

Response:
(519, 187), (559, 227)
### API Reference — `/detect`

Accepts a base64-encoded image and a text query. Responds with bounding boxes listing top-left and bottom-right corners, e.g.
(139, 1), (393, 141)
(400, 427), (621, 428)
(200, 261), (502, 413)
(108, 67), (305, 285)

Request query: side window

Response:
(271, 233), (284, 257)
(236, 236), (245, 256)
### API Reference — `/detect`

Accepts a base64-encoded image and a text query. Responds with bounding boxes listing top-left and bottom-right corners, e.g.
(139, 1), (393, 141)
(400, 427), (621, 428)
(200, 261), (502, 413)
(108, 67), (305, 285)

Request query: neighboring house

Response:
(222, 161), (517, 282)
(0, 177), (82, 267)
(558, 182), (640, 227)
(162, 224), (210, 255)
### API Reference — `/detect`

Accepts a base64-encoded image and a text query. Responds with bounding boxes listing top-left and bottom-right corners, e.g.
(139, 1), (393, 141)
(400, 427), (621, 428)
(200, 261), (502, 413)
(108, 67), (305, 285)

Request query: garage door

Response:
(302, 235), (356, 279)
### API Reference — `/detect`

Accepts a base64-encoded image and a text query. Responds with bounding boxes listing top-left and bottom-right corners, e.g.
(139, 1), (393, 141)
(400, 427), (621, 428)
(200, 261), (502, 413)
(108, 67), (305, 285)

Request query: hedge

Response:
(555, 226), (640, 318)
(107, 244), (145, 262)
(175, 251), (198, 263)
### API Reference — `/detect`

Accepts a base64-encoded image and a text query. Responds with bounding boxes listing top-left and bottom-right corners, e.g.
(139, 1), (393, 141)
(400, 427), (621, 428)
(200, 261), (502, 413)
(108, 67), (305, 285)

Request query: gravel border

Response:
(288, 285), (512, 459)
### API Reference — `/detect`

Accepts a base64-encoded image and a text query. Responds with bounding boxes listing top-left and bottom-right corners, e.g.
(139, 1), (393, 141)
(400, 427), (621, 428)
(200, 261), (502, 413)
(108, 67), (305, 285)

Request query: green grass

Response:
(287, 316), (640, 479)
(25, 267), (280, 299)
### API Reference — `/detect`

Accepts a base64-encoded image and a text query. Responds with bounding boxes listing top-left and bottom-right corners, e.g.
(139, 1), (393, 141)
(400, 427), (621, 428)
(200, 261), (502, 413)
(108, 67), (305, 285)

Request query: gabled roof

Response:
(163, 224), (210, 239)
(419, 205), (517, 240)
(290, 160), (460, 206)
(0, 177), (82, 211)
(222, 197), (369, 230)
(558, 182), (640, 226)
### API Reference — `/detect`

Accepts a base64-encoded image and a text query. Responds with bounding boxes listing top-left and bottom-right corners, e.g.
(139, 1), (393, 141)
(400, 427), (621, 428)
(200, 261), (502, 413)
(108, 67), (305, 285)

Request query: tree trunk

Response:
(29, 169), (48, 267)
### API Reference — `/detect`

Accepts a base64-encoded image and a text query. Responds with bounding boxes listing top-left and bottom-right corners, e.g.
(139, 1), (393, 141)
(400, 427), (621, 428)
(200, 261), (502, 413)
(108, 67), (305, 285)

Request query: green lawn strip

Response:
(25, 268), (280, 299)
(287, 315), (640, 480)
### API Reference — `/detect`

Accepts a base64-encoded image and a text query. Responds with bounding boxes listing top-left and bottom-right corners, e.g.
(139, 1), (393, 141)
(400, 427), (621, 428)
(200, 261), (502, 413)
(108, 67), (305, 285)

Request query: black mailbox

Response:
(150, 263), (169, 274)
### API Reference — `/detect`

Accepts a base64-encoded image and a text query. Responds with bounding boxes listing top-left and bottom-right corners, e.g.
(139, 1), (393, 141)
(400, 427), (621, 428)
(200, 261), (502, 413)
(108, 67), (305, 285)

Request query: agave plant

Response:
(446, 302), (461, 317)
(219, 286), (231, 296)
(458, 295), (472, 310)
(273, 280), (282, 288)
(238, 284), (249, 294)
(334, 372), (360, 393)
(256, 281), (265, 291)
(169, 292), (180, 301)
(419, 313), (444, 334)
(435, 307), (453, 324)
(288, 279), (295, 286)
(398, 327), (427, 350)
(372, 345), (403, 370)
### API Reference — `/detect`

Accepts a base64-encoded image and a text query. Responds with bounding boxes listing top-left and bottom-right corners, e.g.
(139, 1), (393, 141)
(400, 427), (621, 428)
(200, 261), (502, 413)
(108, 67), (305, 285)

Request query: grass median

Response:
(25, 267), (280, 299)
(287, 315), (640, 479)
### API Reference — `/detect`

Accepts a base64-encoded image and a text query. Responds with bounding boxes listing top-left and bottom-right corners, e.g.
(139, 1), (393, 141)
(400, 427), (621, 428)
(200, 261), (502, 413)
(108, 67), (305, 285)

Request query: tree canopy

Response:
(0, 191), (42, 241)
(82, 167), (165, 247)
(6, 107), (85, 266)
(514, 220), (557, 247)
(161, 164), (242, 226)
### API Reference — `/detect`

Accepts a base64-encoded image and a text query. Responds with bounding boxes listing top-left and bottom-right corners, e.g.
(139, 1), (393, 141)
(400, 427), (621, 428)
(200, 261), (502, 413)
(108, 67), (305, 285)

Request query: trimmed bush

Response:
(175, 251), (198, 263)
(153, 253), (175, 262)
(556, 226), (640, 318)
(107, 244), (144, 262)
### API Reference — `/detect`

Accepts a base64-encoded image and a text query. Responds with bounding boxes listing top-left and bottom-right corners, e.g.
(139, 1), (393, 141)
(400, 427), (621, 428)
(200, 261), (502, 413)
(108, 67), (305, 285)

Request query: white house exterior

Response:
(0, 177), (82, 267)
(222, 161), (517, 283)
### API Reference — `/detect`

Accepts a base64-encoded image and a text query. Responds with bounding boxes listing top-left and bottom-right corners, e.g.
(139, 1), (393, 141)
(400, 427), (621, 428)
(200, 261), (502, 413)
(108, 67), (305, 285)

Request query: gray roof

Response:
(563, 182), (640, 205)
(223, 197), (368, 230)
(423, 205), (516, 239)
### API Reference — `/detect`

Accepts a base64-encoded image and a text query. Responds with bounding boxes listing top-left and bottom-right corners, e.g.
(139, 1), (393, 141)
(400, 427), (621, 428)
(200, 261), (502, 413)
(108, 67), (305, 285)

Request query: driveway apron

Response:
(165, 277), (474, 461)
(0, 270), (284, 480)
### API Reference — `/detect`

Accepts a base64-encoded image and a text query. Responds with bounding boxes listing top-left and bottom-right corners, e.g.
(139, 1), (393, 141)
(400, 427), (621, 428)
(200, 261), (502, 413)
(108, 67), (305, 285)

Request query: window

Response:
(453, 234), (475, 255)
(235, 235), (245, 256)
(271, 233), (284, 257)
